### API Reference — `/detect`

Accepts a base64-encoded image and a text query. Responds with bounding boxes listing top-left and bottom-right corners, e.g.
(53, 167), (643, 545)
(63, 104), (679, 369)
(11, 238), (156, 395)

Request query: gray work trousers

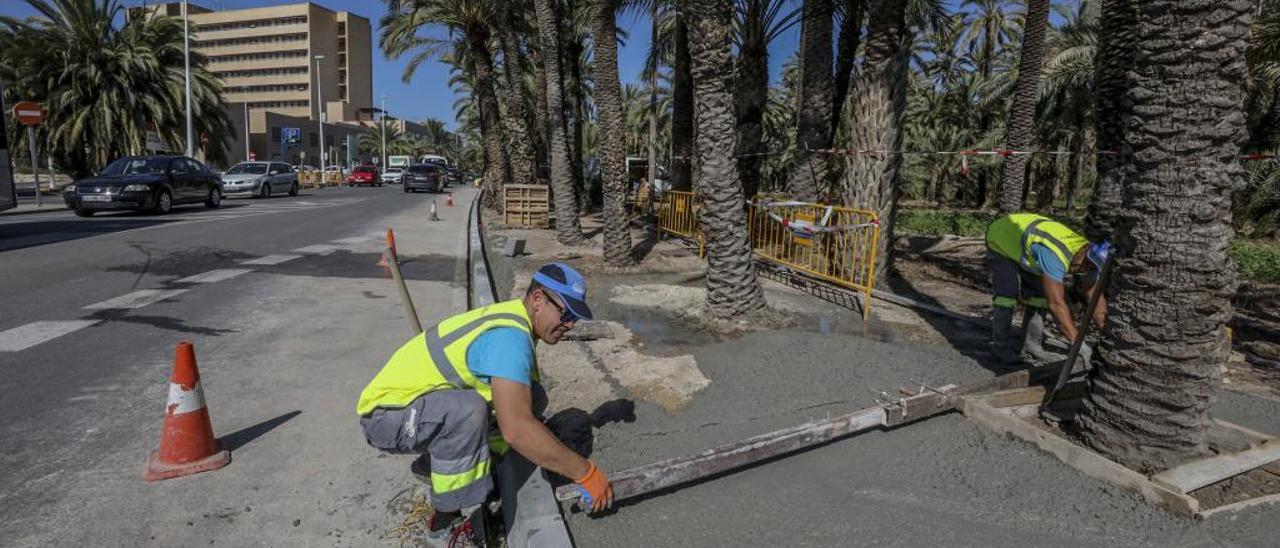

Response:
(360, 390), (492, 512)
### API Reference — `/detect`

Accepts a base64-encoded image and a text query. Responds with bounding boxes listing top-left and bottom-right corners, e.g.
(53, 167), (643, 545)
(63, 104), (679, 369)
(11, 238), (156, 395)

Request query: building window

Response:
(271, 127), (282, 140)
(310, 132), (318, 146)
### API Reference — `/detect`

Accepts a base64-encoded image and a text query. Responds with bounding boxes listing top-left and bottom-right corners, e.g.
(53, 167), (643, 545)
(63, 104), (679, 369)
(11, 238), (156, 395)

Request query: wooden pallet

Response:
(504, 184), (550, 228)
(960, 385), (1280, 519)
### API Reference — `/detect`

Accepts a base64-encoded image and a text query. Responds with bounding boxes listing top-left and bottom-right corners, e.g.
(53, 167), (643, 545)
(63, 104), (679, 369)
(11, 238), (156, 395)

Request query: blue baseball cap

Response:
(1087, 241), (1112, 270)
(532, 263), (592, 321)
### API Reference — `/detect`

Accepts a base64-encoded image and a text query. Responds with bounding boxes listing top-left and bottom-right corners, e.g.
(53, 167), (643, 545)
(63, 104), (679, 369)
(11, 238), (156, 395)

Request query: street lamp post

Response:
(182, 0), (194, 158)
(380, 94), (387, 171)
(314, 55), (326, 179)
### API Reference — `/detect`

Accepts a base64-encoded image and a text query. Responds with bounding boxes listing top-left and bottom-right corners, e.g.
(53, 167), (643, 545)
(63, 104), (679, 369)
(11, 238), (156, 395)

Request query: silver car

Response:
(221, 161), (298, 198)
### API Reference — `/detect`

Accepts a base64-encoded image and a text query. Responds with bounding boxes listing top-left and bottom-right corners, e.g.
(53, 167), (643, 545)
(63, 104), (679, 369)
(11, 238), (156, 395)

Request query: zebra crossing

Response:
(163, 198), (368, 225)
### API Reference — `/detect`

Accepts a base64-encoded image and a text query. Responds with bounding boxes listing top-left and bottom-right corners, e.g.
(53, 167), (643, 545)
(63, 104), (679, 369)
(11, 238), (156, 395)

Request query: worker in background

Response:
(985, 213), (1111, 366)
(357, 263), (613, 544)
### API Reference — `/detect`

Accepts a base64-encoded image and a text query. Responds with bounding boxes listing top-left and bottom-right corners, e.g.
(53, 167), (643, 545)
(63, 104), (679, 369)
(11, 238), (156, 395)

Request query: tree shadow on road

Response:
(86, 310), (239, 336)
(221, 410), (303, 452)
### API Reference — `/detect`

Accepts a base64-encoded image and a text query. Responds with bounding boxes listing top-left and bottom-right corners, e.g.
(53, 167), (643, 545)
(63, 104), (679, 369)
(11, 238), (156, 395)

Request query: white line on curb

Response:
(84, 289), (188, 310)
(292, 244), (339, 255)
(239, 254), (301, 265)
(176, 268), (254, 284)
(0, 320), (102, 352)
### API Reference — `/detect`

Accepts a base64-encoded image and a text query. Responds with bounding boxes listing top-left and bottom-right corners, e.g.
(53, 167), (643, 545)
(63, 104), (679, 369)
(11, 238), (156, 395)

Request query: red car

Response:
(347, 166), (380, 187)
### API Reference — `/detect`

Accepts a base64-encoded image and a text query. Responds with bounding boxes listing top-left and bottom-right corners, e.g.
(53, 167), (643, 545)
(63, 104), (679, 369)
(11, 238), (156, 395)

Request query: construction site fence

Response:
(650, 190), (879, 319)
(296, 172), (344, 188)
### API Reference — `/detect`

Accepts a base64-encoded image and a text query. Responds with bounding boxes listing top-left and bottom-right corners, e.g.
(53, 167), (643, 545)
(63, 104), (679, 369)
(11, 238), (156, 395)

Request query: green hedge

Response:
(897, 209), (1280, 284)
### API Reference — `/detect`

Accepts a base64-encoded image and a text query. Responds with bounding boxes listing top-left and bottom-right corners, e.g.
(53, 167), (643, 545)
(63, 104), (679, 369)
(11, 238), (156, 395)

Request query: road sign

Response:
(12, 101), (45, 126)
(283, 127), (301, 148)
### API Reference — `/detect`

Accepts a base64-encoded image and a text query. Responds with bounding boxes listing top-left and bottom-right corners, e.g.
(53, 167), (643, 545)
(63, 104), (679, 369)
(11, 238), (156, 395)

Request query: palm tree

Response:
(831, 0), (865, 125)
(380, 0), (510, 209)
(1083, 0), (1134, 241)
(995, 0), (1050, 212)
(686, 0), (766, 319)
(1036, 0), (1097, 215)
(591, 0), (634, 266)
(0, 0), (232, 175)
(844, 0), (909, 282)
(787, 0), (834, 202)
(959, 0), (1020, 207)
(1075, 0), (1253, 473)
(356, 118), (405, 157)
(495, 0), (537, 184)
(670, 10), (695, 192)
(734, 0), (799, 199)
(534, 0), (586, 244)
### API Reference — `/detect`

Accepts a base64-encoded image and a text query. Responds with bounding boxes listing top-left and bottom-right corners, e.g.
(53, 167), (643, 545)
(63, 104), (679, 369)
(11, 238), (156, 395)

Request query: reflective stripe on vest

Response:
(986, 213), (1087, 277)
(355, 299), (537, 416)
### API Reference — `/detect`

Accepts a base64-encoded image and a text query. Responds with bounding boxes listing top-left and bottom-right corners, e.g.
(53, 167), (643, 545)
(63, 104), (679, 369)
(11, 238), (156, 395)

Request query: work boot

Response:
(990, 306), (1020, 364)
(1021, 308), (1067, 366)
(424, 508), (464, 547)
(411, 454), (431, 483)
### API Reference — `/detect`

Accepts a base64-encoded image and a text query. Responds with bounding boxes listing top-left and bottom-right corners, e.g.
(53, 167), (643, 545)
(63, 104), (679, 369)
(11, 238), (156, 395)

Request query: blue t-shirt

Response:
(466, 327), (534, 386)
(1029, 243), (1069, 282)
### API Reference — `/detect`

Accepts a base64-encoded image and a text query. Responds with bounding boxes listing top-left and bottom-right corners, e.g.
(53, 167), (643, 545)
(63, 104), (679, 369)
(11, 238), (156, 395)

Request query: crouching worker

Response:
(984, 213), (1111, 366)
(357, 263), (613, 543)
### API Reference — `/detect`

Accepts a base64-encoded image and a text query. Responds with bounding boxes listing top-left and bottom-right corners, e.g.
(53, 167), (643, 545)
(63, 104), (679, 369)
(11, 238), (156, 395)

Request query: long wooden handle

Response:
(386, 248), (422, 336)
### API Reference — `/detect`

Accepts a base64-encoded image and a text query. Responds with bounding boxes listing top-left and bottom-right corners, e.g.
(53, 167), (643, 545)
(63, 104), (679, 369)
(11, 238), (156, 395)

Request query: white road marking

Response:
(332, 236), (373, 245)
(239, 254), (301, 265)
(84, 289), (188, 310)
(175, 268), (254, 284)
(0, 320), (101, 352)
(292, 244), (339, 255)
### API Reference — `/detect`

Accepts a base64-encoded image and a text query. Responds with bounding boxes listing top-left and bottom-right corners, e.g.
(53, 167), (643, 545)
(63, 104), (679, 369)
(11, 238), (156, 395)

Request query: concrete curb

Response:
(467, 193), (574, 548)
(1, 204), (69, 216)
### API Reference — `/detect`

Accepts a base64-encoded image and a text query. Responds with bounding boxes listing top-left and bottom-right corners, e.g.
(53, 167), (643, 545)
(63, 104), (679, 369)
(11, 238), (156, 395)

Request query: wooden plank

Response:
(961, 398), (1199, 518)
(870, 288), (986, 327)
(1195, 493), (1280, 520)
(973, 383), (1088, 409)
(1151, 439), (1280, 494)
(555, 407), (887, 507)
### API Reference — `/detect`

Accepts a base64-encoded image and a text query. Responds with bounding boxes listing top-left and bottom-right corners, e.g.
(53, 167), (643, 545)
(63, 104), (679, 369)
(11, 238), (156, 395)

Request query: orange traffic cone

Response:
(446, 193), (454, 207)
(143, 342), (231, 481)
(376, 227), (398, 268)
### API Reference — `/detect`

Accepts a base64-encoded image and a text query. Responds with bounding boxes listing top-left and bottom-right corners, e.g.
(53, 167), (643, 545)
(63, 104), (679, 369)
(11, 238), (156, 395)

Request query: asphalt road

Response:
(0, 184), (475, 546)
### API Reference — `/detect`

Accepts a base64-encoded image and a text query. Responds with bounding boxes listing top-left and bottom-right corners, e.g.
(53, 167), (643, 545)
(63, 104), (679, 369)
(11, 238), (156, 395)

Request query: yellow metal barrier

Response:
(656, 190), (704, 255)
(747, 200), (879, 319)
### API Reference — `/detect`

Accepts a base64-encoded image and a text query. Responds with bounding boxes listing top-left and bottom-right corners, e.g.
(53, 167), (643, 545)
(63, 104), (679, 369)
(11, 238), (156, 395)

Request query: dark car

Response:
(63, 155), (222, 217)
(403, 163), (442, 193)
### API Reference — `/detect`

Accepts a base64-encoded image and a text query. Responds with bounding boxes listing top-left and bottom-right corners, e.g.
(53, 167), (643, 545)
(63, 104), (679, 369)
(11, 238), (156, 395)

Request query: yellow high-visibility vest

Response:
(986, 213), (1088, 276)
(356, 299), (538, 417)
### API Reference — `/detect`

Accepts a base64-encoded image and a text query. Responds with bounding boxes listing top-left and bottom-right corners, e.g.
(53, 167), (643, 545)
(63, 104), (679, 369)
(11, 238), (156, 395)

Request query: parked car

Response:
(221, 161), (298, 198)
(403, 163), (443, 193)
(347, 165), (380, 187)
(62, 155), (222, 216)
(381, 167), (404, 185)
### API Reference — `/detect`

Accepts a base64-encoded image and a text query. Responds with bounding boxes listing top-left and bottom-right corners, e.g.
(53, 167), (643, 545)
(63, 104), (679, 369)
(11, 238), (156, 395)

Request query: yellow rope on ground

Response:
(382, 486), (435, 547)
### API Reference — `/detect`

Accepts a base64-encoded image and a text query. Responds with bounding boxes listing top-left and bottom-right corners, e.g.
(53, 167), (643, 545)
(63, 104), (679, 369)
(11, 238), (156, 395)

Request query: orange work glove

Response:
(574, 460), (614, 512)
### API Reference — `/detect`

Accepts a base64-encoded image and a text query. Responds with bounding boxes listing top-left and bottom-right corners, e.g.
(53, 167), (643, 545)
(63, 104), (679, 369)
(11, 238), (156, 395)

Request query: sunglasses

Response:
(542, 290), (577, 324)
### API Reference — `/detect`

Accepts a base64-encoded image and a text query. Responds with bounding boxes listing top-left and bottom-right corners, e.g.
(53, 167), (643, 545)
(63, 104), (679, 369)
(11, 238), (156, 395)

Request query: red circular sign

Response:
(12, 101), (45, 125)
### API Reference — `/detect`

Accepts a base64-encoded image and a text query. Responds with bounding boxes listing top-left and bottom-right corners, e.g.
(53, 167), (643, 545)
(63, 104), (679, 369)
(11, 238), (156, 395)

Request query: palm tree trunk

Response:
(788, 0), (834, 202)
(531, 43), (551, 175)
(686, 0), (767, 319)
(467, 30), (510, 211)
(1075, 0), (1252, 474)
(591, 0), (634, 266)
(497, 9), (537, 185)
(831, 0), (865, 127)
(1083, 0), (1136, 241)
(535, 0), (585, 245)
(996, 0), (1050, 213)
(734, 1), (770, 199)
(845, 0), (908, 283)
(1063, 137), (1083, 215)
(565, 28), (591, 214)
(670, 13), (696, 192)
